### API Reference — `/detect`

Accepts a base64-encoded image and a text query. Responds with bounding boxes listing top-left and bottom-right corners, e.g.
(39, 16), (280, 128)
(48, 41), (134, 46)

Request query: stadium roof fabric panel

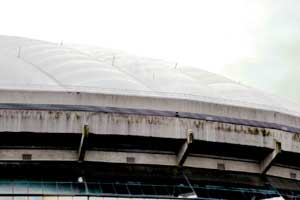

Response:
(0, 35), (299, 117)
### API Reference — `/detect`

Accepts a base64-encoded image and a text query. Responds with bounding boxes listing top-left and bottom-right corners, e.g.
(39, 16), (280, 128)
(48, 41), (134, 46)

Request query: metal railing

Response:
(0, 180), (282, 199)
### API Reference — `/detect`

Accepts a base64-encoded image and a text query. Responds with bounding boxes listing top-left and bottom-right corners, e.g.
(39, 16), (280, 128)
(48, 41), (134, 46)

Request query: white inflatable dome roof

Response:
(0, 35), (299, 116)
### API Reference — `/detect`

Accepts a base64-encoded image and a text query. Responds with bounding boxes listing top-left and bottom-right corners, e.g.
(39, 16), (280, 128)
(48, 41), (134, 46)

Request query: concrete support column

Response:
(78, 124), (89, 161)
(177, 129), (194, 166)
(261, 140), (282, 174)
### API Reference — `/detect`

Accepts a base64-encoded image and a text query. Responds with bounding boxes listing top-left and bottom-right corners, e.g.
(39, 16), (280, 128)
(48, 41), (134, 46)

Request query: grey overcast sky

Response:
(0, 0), (299, 103)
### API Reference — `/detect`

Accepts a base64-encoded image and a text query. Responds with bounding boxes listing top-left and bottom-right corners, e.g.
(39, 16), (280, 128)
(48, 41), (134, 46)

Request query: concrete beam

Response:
(261, 140), (282, 174)
(0, 148), (299, 181)
(177, 129), (194, 166)
(0, 149), (77, 161)
(78, 124), (89, 161)
(85, 150), (176, 166)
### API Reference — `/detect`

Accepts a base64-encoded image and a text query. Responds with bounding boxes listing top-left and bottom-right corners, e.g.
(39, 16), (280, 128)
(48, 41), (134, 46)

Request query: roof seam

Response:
(0, 44), (67, 90)
(63, 46), (156, 92)
(17, 56), (67, 90)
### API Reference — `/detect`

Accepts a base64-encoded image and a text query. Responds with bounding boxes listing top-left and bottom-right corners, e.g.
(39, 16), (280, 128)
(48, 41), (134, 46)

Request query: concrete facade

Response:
(0, 100), (300, 180)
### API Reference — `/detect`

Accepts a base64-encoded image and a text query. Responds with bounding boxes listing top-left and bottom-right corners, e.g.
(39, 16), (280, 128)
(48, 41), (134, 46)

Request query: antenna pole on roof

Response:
(17, 46), (21, 58)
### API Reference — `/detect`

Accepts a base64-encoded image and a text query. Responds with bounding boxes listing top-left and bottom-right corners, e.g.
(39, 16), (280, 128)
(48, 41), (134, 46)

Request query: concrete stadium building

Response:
(0, 35), (300, 199)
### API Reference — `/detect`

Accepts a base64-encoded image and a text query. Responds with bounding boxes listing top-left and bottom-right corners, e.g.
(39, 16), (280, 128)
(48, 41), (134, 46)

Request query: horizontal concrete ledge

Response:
(2, 108), (300, 152)
(0, 103), (299, 134)
(0, 149), (299, 181)
(2, 108), (300, 156)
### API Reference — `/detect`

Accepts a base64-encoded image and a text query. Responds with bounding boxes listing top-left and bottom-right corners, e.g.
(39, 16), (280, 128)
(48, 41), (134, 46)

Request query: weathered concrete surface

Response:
(1, 109), (300, 153)
(0, 92), (300, 181)
(0, 90), (299, 129)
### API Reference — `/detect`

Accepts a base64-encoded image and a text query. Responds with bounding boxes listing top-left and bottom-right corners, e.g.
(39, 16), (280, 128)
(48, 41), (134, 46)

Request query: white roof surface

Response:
(0, 35), (299, 116)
